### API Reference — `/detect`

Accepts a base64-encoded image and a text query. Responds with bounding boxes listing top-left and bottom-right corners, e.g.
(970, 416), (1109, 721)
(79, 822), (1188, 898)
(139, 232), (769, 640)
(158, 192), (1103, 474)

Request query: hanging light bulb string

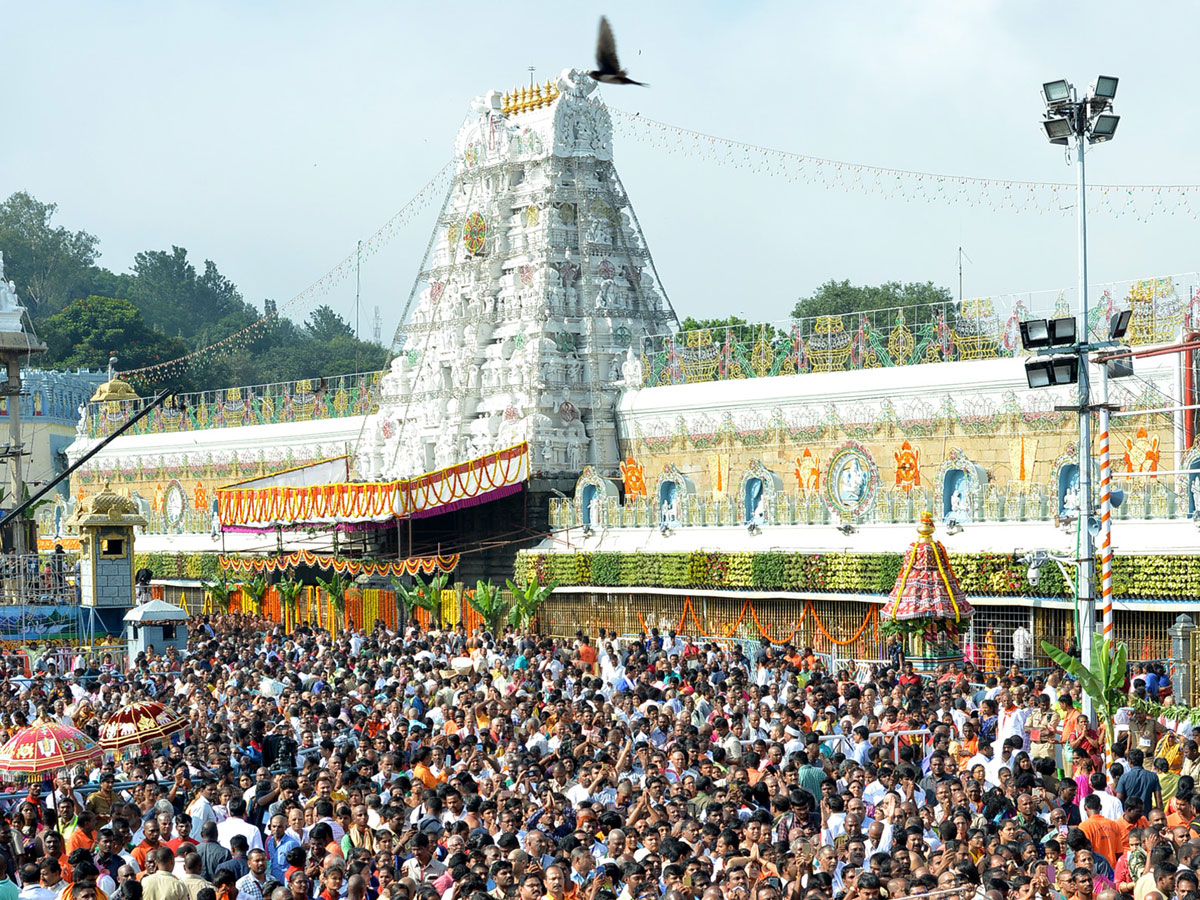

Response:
(121, 161), (454, 383)
(609, 108), (1200, 220)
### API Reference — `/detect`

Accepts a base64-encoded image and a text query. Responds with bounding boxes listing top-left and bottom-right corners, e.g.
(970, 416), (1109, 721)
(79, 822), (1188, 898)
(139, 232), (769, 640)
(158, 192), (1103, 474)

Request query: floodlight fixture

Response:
(1089, 113), (1120, 143)
(1090, 75), (1119, 102)
(1043, 116), (1073, 145)
(1042, 79), (1073, 107)
(1048, 317), (1077, 346)
(1025, 355), (1078, 389)
(1109, 309), (1132, 340)
(1019, 319), (1051, 350)
(1020, 316), (1076, 350)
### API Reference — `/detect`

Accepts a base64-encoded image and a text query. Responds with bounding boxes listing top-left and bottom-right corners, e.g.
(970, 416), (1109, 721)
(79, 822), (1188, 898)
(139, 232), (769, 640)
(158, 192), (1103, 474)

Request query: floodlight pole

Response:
(1073, 120), (1096, 718)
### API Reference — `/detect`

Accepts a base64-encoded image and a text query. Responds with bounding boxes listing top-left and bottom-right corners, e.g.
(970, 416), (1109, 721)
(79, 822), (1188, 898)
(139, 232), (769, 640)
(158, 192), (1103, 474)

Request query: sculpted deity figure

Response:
(620, 349), (643, 388)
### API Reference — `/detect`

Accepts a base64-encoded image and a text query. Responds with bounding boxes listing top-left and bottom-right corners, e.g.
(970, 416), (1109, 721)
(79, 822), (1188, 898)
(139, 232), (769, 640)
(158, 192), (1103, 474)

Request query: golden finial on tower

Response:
(532, 84), (543, 107)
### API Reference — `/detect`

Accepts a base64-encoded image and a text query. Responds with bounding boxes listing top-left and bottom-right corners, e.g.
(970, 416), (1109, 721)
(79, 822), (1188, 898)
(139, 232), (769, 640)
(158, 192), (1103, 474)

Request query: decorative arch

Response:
(574, 465), (619, 527)
(739, 458), (784, 525)
(654, 463), (696, 527)
(934, 448), (989, 525)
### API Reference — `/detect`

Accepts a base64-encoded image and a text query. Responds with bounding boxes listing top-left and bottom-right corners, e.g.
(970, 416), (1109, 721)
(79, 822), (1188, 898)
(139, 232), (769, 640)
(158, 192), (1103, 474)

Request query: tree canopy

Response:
(792, 280), (954, 326)
(0, 192), (98, 316)
(0, 191), (389, 392)
(41, 296), (189, 373)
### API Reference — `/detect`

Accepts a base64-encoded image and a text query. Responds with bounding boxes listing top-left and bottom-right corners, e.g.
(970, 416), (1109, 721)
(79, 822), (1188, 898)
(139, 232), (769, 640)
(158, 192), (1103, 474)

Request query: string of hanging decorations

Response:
(608, 108), (1200, 221)
(219, 550), (459, 577)
(121, 161), (454, 384)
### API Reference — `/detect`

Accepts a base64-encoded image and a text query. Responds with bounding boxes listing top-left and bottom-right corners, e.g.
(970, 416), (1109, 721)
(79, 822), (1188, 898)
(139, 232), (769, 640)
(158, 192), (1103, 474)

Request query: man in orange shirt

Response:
(1115, 798), (1149, 855)
(1166, 791), (1195, 830)
(576, 638), (597, 675)
(1079, 794), (1124, 872)
(133, 819), (163, 871)
(65, 812), (97, 859)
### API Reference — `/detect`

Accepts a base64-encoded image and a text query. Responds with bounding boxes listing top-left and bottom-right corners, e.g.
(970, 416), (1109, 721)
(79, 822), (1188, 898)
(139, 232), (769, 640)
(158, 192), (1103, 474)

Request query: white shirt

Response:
(216, 815), (264, 852)
(1094, 791), (1124, 820)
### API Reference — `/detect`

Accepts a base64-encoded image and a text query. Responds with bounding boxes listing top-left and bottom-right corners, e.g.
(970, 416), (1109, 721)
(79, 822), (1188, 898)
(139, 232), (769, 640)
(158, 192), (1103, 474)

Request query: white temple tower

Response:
(361, 69), (677, 482)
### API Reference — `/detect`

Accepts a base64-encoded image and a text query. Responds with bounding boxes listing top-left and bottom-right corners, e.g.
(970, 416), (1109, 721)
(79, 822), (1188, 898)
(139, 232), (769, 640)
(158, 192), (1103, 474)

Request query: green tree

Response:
(0, 191), (99, 315)
(505, 578), (556, 631)
(41, 296), (189, 374)
(305, 305), (355, 342)
(466, 580), (513, 635)
(202, 578), (236, 614)
(128, 247), (257, 341)
(239, 576), (269, 615)
(1041, 637), (1128, 758)
(392, 572), (449, 630)
(277, 579), (303, 630)
(792, 280), (953, 326)
(315, 572), (351, 633)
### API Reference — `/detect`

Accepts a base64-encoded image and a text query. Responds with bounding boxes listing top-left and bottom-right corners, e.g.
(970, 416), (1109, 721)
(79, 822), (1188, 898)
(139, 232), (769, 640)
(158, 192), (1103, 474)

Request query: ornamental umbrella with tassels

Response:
(881, 512), (973, 654)
(98, 701), (186, 757)
(0, 724), (102, 783)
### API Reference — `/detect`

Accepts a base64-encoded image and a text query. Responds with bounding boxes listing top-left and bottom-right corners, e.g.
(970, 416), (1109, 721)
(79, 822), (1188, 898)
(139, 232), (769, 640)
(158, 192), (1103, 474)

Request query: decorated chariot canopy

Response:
(0, 723), (102, 782)
(98, 700), (186, 757)
(882, 511), (972, 641)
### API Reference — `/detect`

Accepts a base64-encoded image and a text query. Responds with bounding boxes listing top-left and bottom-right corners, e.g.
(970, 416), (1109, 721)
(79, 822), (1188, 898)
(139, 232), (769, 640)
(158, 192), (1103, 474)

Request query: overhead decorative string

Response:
(121, 161), (454, 384)
(609, 109), (1200, 221)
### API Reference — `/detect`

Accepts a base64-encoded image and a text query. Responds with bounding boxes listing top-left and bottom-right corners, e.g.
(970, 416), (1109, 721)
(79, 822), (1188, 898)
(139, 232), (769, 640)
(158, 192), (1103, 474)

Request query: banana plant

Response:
(504, 578), (557, 631)
(202, 578), (235, 614)
(391, 571), (449, 630)
(316, 572), (351, 636)
(239, 576), (269, 615)
(467, 580), (512, 635)
(1041, 636), (1128, 756)
(277, 579), (303, 632)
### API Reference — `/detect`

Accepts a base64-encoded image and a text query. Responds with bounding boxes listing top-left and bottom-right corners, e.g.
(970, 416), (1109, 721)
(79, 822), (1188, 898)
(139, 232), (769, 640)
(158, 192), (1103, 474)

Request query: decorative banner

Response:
(609, 107), (1200, 221)
(219, 551), (459, 577)
(217, 442), (529, 530)
(121, 162), (454, 384)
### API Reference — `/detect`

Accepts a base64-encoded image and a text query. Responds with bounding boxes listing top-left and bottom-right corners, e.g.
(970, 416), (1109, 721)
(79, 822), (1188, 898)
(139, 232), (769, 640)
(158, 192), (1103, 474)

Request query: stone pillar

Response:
(1169, 614), (1196, 706)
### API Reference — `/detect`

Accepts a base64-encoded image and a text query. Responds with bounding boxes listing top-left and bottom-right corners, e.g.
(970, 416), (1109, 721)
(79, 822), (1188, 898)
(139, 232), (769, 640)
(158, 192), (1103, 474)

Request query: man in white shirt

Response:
(215, 798), (264, 853)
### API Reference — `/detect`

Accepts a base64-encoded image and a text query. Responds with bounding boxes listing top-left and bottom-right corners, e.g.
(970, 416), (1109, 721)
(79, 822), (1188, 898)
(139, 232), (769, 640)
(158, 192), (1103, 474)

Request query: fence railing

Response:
(639, 277), (1198, 388)
(551, 477), (1194, 530)
(86, 370), (383, 439)
(0, 553), (77, 606)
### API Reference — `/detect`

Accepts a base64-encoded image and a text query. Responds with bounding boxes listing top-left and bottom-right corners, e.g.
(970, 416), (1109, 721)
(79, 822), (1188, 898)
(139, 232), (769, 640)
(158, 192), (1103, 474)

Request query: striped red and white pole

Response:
(1098, 407), (1114, 646)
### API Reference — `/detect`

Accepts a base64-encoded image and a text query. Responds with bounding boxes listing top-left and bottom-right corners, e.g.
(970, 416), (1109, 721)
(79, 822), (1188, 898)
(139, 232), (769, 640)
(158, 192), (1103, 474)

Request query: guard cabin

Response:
(123, 599), (188, 666)
(66, 481), (146, 639)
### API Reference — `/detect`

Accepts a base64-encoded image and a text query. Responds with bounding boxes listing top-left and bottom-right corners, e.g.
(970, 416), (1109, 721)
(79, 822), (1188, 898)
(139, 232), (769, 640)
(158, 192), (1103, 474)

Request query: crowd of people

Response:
(0, 616), (1193, 900)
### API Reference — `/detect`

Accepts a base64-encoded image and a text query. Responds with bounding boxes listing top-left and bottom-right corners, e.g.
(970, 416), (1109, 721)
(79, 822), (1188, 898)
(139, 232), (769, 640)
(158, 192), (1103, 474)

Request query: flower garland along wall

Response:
(515, 550), (1200, 601)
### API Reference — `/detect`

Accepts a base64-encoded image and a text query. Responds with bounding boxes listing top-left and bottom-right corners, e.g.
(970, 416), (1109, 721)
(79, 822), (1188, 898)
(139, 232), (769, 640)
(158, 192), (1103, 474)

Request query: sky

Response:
(5, 1), (1200, 350)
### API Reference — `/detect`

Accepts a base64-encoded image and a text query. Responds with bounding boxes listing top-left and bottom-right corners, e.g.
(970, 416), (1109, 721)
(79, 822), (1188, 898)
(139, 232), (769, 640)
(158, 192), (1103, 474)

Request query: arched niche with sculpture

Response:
(739, 458), (784, 528)
(935, 448), (989, 526)
(574, 465), (619, 528)
(654, 463), (696, 529)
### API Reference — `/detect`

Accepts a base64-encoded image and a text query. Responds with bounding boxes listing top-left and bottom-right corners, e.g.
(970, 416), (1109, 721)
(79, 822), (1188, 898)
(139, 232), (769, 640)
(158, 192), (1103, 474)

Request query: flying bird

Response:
(590, 16), (648, 86)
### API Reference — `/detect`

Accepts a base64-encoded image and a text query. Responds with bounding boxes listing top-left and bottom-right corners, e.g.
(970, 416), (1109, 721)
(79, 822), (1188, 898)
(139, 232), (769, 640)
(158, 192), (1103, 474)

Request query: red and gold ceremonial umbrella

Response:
(0, 724), (102, 783)
(98, 700), (186, 757)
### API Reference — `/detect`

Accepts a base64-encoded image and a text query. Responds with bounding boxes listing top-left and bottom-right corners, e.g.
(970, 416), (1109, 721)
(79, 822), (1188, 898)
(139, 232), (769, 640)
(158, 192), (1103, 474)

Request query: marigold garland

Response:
(219, 550), (458, 577)
(217, 443), (528, 527)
